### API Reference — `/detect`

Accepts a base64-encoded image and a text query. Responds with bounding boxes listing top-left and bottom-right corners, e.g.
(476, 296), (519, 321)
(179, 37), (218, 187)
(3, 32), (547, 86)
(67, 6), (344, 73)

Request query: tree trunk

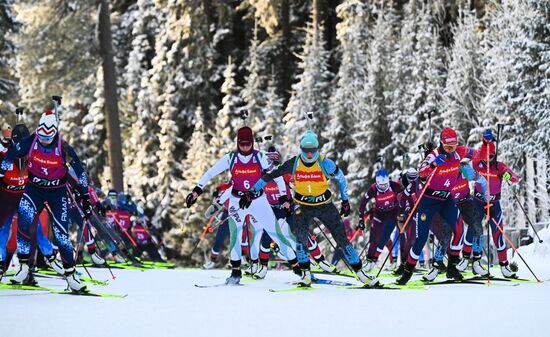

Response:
(97, 0), (124, 192)
(280, 0), (291, 104)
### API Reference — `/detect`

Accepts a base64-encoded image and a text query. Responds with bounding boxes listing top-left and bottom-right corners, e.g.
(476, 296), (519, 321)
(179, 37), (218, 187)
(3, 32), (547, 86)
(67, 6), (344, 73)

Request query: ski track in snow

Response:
(1, 260), (549, 337)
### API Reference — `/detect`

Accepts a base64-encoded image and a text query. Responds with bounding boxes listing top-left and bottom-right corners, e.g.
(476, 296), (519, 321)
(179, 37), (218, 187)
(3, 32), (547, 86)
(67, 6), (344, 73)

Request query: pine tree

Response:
(259, 69), (285, 150)
(123, 0), (161, 201)
(81, 67), (107, 185)
(241, 21), (267, 131)
(283, 9), (332, 156)
(13, 1), (98, 112)
(442, 8), (486, 146)
(346, 2), (395, 208)
(213, 55), (243, 158)
(147, 1), (215, 228)
(385, 0), (419, 170)
(0, 0), (18, 101)
(325, 0), (370, 175)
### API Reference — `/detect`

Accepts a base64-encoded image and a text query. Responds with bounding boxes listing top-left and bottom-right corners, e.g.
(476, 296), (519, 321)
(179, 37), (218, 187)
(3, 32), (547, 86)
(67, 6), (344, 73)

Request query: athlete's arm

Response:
(322, 157), (349, 201)
(251, 156), (295, 192)
(196, 153), (231, 190)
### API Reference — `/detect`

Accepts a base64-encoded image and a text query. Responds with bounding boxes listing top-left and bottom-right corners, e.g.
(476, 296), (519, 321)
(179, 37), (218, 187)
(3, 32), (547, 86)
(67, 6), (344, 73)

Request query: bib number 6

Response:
(244, 180), (250, 189)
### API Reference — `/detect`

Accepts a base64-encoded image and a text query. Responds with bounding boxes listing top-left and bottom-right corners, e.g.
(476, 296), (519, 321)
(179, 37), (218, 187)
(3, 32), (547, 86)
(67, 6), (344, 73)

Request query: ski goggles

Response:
(301, 147), (318, 156)
(300, 147), (319, 163)
(37, 133), (55, 142)
(443, 144), (457, 153)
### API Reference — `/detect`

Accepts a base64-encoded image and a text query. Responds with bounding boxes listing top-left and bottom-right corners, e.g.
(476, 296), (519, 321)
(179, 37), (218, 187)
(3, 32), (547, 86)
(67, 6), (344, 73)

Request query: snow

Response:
(2, 258), (550, 337)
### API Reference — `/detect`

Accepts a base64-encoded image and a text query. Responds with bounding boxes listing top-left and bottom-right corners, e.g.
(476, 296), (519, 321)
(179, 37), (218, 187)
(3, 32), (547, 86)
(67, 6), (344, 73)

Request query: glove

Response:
(73, 188), (82, 202)
(432, 154), (446, 167)
(95, 202), (106, 216)
(483, 129), (494, 143)
(340, 200), (351, 217)
(239, 192), (253, 209)
(357, 219), (365, 230)
(502, 172), (511, 182)
(82, 197), (93, 220)
(278, 195), (292, 217)
(204, 203), (221, 219)
(397, 214), (405, 230)
(185, 186), (203, 208)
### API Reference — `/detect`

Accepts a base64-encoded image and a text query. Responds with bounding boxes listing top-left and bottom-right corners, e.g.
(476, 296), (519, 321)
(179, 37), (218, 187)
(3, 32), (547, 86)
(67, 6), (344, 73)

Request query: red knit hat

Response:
(440, 128), (458, 146)
(237, 126), (254, 155)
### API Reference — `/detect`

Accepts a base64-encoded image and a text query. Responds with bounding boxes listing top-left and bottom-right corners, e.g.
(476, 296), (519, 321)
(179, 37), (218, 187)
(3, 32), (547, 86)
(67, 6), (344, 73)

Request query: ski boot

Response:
(422, 260), (446, 282)
(254, 265), (268, 279)
(387, 260), (398, 271)
(112, 253), (126, 263)
(65, 267), (87, 292)
(500, 261), (517, 278)
(472, 257), (488, 276)
(10, 263), (36, 286)
(225, 269), (242, 285)
(446, 255), (464, 280)
(202, 260), (215, 270)
(456, 258), (469, 272)
(317, 259), (338, 273)
(246, 262), (259, 276)
(393, 262), (405, 276)
(396, 262), (415, 285)
(298, 270), (312, 287)
(363, 258), (376, 272)
(356, 268), (379, 287)
(45, 254), (65, 275)
(90, 252), (106, 266)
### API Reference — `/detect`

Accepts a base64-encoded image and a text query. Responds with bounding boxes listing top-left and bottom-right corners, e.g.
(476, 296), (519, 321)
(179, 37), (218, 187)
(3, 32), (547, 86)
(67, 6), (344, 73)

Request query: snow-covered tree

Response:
(283, 9), (332, 156)
(123, 0), (162, 201)
(258, 69), (285, 150)
(325, 0), (370, 174)
(146, 1), (214, 228)
(213, 55), (243, 158)
(81, 67), (107, 185)
(387, 1), (444, 168)
(241, 21), (267, 131)
(0, 0), (18, 102)
(442, 8), (486, 145)
(13, 1), (98, 112)
(346, 2), (395, 207)
(482, 0), (550, 228)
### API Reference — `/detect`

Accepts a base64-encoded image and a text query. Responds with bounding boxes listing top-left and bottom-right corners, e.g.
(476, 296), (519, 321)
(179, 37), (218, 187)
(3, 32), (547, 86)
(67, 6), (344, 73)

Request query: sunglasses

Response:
(443, 144), (457, 152)
(301, 147), (318, 154)
(37, 134), (54, 142)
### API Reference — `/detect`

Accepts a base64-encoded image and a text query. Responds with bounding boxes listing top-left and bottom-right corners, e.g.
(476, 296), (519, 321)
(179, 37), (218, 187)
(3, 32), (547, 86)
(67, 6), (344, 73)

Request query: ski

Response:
(194, 283), (244, 288)
(0, 282), (126, 298)
(49, 289), (128, 298)
(338, 283), (428, 290)
(422, 278), (486, 286)
(268, 286), (318, 293)
(33, 272), (109, 286)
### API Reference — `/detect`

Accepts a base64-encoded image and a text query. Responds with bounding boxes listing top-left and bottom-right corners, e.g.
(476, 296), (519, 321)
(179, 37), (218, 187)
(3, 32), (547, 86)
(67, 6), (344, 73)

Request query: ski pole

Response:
(485, 142), (492, 284)
(375, 167), (438, 279)
(112, 216), (138, 247)
(51, 95), (62, 122)
(314, 221), (355, 275)
(45, 201), (94, 280)
(188, 214), (218, 258)
(489, 217), (541, 282)
(67, 189), (117, 279)
(506, 181), (543, 243)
